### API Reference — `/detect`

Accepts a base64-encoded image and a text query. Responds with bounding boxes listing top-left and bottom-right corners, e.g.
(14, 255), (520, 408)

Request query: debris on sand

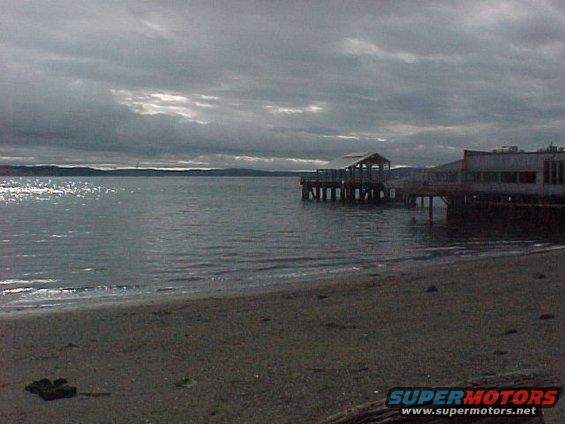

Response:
(426, 285), (438, 293)
(306, 367), (326, 373)
(175, 377), (197, 388)
(534, 273), (547, 279)
(353, 366), (369, 373)
(79, 392), (111, 398)
(539, 314), (555, 320)
(25, 378), (77, 401)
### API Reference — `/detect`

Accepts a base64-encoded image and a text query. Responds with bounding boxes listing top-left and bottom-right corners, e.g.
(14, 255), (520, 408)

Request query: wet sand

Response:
(0, 250), (563, 423)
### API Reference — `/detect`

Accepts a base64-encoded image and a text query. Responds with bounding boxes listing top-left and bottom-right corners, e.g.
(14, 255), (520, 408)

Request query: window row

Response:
(465, 171), (537, 184)
(544, 160), (565, 185)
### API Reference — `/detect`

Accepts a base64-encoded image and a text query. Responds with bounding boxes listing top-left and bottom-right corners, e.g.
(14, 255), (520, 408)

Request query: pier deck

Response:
(300, 174), (388, 202)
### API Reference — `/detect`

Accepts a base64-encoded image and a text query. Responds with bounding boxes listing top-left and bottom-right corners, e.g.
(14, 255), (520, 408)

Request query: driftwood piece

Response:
(320, 369), (561, 424)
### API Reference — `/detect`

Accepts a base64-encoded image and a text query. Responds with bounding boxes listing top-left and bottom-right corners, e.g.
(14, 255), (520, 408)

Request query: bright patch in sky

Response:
(265, 104), (323, 114)
(111, 89), (212, 123)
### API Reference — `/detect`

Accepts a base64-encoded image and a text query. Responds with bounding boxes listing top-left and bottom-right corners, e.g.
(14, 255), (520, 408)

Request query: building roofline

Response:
(464, 149), (565, 156)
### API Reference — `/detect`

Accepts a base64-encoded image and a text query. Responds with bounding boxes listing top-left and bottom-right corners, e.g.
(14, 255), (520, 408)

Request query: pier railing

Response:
(300, 174), (387, 185)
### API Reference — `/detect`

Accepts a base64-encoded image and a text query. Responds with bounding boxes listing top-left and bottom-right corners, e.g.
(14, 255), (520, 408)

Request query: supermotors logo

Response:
(387, 387), (560, 409)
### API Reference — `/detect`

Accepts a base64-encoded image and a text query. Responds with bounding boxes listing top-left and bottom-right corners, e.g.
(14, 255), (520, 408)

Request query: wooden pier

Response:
(300, 152), (391, 203)
(301, 148), (565, 225)
(399, 181), (565, 225)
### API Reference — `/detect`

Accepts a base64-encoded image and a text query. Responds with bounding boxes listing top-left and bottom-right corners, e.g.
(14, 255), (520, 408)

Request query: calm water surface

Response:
(0, 177), (563, 313)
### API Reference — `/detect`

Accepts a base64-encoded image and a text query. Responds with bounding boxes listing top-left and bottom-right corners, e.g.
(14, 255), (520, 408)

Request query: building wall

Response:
(463, 151), (565, 197)
(464, 151), (564, 171)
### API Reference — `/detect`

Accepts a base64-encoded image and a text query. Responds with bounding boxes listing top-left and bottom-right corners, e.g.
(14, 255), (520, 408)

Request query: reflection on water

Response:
(0, 177), (563, 312)
(0, 178), (116, 203)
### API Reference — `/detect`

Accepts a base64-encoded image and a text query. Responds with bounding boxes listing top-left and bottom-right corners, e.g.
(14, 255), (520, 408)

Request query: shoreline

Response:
(1, 245), (563, 319)
(0, 250), (563, 423)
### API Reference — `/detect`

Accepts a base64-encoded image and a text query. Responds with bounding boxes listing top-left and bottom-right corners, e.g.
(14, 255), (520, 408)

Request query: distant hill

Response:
(0, 165), (307, 177)
(0, 165), (425, 178)
(388, 167), (425, 178)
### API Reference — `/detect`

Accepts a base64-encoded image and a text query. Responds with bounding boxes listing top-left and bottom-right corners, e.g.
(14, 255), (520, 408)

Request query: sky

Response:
(0, 0), (564, 170)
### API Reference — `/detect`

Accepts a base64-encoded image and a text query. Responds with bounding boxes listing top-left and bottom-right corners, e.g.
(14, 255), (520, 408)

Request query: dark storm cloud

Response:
(0, 0), (563, 169)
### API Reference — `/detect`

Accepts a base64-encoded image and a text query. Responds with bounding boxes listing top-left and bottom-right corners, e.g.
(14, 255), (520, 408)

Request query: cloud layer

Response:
(1, 0), (564, 169)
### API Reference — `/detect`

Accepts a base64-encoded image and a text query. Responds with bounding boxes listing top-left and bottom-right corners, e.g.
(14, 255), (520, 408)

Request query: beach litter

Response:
(79, 392), (111, 398)
(175, 377), (197, 388)
(25, 378), (77, 401)
(539, 313), (555, 320)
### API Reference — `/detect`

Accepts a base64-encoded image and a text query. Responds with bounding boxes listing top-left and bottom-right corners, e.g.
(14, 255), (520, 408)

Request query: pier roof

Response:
(318, 152), (390, 170)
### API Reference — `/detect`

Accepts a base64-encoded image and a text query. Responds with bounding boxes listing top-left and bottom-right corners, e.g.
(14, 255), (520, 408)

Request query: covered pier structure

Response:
(300, 152), (391, 202)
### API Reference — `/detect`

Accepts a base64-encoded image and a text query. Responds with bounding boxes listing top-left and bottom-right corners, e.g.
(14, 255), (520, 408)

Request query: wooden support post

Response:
(421, 196), (425, 207)
(322, 187), (327, 201)
(302, 185), (309, 200)
(315, 186), (320, 201)
(330, 187), (336, 201)
(429, 196), (434, 223)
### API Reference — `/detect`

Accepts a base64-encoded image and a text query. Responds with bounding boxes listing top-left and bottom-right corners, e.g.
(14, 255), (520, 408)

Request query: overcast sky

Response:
(1, 1), (564, 170)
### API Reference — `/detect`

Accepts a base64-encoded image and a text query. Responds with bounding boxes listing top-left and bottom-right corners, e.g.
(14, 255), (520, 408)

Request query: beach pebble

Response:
(425, 285), (438, 293)
(534, 273), (547, 279)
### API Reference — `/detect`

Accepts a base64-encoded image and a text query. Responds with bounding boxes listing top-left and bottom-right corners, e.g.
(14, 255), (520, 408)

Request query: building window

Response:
(501, 172), (517, 183)
(518, 172), (536, 184)
(482, 172), (499, 183)
(544, 160), (565, 184)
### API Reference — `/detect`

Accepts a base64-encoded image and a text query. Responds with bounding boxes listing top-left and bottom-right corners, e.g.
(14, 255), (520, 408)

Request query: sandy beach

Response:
(0, 251), (562, 423)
